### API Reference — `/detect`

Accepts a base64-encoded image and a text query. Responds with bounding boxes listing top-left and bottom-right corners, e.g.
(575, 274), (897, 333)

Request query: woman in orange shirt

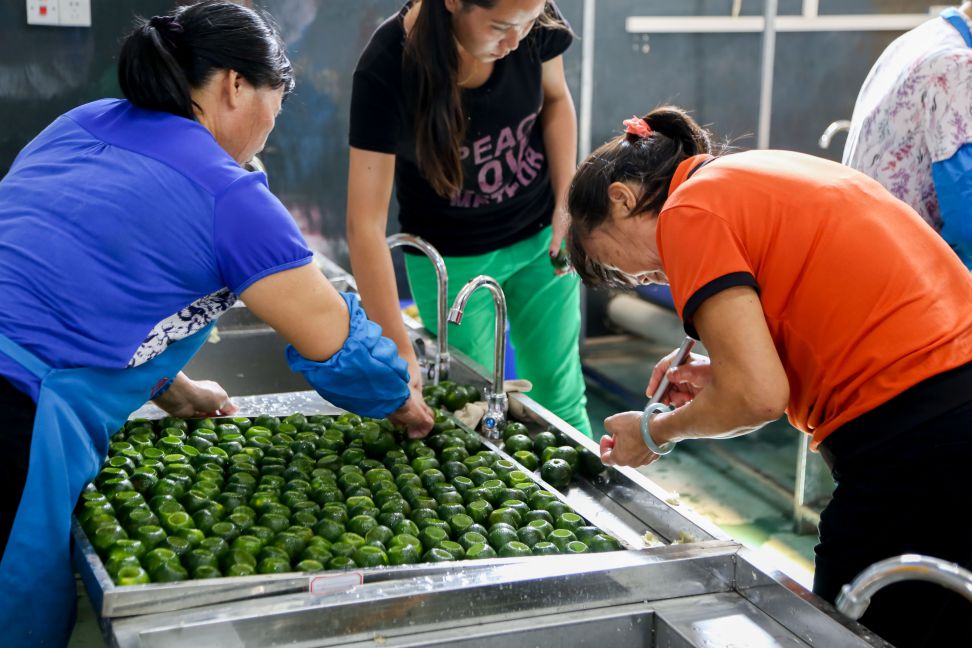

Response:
(567, 106), (972, 648)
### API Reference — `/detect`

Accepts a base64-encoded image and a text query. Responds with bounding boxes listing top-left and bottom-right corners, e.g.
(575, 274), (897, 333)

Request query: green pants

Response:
(405, 227), (592, 437)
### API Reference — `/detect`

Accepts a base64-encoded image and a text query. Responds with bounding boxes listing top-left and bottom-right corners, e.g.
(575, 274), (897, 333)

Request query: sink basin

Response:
(183, 312), (303, 397)
(109, 546), (884, 648)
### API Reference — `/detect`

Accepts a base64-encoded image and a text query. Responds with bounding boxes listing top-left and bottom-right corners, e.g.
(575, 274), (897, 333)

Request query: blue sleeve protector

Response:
(286, 292), (410, 418)
(933, 142), (972, 270)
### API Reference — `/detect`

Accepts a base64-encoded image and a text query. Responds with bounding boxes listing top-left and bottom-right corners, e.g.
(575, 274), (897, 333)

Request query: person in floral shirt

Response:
(844, 4), (972, 268)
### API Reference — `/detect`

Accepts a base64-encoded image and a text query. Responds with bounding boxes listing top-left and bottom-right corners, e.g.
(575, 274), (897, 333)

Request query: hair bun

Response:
(148, 15), (183, 36)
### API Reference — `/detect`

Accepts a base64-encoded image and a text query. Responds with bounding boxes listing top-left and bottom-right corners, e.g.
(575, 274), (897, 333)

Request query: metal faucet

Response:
(836, 554), (972, 620)
(387, 234), (450, 385)
(818, 119), (851, 150)
(447, 275), (508, 438)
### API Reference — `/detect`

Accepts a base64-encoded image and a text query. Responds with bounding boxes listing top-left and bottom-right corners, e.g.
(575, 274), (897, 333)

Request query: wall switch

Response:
(59, 0), (91, 27)
(26, 0), (91, 27)
(26, 0), (59, 25)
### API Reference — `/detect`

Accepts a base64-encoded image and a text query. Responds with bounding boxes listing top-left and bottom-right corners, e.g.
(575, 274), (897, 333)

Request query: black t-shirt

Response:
(349, 2), (572, 256)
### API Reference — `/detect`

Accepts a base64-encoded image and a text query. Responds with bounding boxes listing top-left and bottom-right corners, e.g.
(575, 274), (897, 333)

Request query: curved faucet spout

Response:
(448, 275), (508, 437)
(836, 554), (972, 620)
(818, 119), (851, 150)
(387, 234), (449, 384)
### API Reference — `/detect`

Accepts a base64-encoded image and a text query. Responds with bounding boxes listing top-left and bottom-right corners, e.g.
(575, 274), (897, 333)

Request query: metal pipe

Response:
(818, 119), (851, 149)
(837, 555), (972, 620)
(625, 14), (930, 34)
(387, 233), (450, 384)
(578, 0), (596, 160)
(757, 0), (778, 150)
(448, 275), (508, 437)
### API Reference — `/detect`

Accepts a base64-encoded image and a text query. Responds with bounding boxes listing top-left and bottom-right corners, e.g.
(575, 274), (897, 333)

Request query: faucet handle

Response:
(482, 390), (508, 439)
(411, 337), (433, 381)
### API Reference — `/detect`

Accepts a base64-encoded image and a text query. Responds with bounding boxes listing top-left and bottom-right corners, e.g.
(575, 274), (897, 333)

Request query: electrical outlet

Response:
(59, 0), (91, 27)
(26, 0), (59, 26)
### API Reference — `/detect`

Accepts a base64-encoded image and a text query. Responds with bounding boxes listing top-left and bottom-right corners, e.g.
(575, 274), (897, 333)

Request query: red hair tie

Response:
(623, 116), (652, 139)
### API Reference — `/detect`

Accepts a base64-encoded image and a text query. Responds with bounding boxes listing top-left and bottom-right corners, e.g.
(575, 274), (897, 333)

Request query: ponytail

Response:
(118, 0), (295, 121)
(118, 16), (194, 119)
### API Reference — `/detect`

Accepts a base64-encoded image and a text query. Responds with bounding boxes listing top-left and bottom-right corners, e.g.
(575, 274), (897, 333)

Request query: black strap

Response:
(686, 157), (715, 180)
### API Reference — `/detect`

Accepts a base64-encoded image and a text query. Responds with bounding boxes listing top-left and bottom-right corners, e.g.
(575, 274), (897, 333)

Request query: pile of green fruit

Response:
(497, 422), (606, 490)
(77, 402), (621, 585)
(420, 381), (606, 490)
(421, 381), (480, 412)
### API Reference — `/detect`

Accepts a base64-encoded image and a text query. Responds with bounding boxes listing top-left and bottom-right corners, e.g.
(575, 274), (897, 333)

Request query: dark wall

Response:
(588, 0), (931, 158)
(0, 0), (936, 275)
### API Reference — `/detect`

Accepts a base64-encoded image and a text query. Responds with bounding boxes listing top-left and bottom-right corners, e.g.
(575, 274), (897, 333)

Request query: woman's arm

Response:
(346, 146), (424, 388)
(152, 371), (239, 417)
(539, 54), (578, 260)
(241, 262), (433, 437)
(602, 286), (789, 467)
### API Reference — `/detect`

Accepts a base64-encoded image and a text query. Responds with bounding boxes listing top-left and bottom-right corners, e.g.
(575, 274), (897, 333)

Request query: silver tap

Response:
(387, 234), (450, 385)
(448, 275), (508, 438)
(818, 119), (851, 150)
(836, 554), (972, 620)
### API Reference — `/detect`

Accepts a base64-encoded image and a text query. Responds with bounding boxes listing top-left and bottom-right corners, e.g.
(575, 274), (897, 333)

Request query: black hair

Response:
(404, 0), (566, 198)
(566, 105), (713, 287)
(118, 0), (295, 121)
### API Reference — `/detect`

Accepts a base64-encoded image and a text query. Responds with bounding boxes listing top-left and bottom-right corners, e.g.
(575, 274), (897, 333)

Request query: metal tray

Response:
(74, 376), (723, 619)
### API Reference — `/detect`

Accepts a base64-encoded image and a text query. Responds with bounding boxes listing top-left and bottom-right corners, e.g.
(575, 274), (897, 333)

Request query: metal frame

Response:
(106, 543), (891, 647)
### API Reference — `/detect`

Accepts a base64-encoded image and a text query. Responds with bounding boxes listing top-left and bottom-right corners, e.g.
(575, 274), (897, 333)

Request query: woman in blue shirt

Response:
(0, 2), (431, 644)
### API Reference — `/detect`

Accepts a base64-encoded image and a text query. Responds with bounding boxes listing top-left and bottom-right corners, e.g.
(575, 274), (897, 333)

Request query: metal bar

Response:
(802, 0), (818, 18)
(578, 0), (596, 160)
(757, 0), (778, 150)
(625, 14), (930, 34)
(794, 433), (811, 530)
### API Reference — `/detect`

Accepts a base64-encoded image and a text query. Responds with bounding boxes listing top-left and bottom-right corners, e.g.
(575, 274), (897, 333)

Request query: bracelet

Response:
(641, 402), (676, 455)
(151, 376), (174, 399)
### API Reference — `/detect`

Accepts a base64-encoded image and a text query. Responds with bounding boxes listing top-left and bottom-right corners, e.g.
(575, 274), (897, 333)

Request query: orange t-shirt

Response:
(657, 150), (972, 448)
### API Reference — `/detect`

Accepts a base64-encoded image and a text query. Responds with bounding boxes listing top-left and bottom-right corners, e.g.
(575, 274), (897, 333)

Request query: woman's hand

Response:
(549, 204), (571, 276)
(599, 411), (661, 467)
(389, 386), (434, 439)
(153, 373), (239, 418)
(646, 350), (712, 407)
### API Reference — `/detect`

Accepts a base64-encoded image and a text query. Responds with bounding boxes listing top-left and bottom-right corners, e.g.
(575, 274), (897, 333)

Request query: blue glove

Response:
(286, 292), (410, 419)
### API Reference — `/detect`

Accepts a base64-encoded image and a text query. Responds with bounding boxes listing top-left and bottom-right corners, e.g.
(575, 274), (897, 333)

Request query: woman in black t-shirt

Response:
(347, 0), (591, 436)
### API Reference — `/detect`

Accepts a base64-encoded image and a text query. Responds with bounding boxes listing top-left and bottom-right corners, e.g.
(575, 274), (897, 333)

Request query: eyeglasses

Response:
(570, 245), (661, 289)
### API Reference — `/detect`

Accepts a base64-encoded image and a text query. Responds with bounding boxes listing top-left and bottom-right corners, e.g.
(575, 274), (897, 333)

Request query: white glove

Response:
(453, 379), (533, 429)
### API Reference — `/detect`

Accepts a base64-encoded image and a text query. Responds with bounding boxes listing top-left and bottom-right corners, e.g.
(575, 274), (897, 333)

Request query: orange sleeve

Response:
(656, 205), (759, 337)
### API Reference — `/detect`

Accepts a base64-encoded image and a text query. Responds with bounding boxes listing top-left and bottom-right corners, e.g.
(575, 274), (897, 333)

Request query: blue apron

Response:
(0, 325), (212, 646)
(935, 9), (972, 267)
(942, 8), (972, 46)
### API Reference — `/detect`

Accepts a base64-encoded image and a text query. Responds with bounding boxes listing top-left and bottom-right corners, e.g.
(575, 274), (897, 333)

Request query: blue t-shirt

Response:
(0, 99), (312, 400)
